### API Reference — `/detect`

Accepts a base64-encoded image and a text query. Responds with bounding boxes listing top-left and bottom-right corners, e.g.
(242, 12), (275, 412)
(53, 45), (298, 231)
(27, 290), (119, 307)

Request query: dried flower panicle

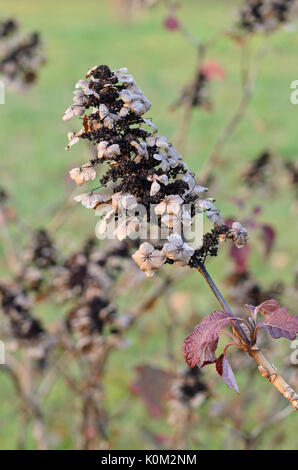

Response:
(237, 0), (298, 34)
(66, 287), (118, 358)
(64, 64), (247, 277)
(0, 18), (45, 91)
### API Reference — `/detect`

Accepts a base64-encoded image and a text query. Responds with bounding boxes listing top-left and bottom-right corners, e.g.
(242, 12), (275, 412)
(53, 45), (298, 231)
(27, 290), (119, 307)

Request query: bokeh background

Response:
(0, 0), (297, 450)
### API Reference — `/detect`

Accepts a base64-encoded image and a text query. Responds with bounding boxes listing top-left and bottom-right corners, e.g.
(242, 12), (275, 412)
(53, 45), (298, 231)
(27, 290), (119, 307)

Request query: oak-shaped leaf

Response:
(257, 307), (298, 340)
(216, 353), (240, 394)
(182, 310), (233, 368)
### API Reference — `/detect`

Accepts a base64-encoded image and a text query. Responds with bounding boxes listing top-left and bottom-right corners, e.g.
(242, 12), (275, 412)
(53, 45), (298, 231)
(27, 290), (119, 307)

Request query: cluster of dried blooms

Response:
(237, 0), (298, 33)
(0, 18), (45, 91)
(64, 64), (247, 277)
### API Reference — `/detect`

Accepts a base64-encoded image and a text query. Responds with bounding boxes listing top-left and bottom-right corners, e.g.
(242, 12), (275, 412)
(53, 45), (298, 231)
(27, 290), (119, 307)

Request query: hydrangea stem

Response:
(196, 261), (250, 345)
(196, 261), (298, 411)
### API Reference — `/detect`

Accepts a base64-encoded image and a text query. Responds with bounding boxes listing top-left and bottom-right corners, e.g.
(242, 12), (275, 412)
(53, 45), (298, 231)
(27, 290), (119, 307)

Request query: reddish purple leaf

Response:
(246, 299), (280, 319)
(130, 365), (175, 418)
(216, 354), (240, 394)
(257, 307), (298, 340)
(255, 299), (279, 318)
(182, 310), (233, 368)
(260, 224), (275, 257)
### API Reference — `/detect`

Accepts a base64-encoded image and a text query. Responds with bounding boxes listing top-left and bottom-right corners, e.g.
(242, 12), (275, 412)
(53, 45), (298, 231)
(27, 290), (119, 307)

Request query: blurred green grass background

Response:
(0, 0), (297, 449)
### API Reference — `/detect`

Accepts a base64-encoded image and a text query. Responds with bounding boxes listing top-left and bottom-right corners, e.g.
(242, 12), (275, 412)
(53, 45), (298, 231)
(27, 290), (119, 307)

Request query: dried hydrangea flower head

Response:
(237, 0), (298, 34)
(0, 18), (46, 91)
(64, 65), (248, 276)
